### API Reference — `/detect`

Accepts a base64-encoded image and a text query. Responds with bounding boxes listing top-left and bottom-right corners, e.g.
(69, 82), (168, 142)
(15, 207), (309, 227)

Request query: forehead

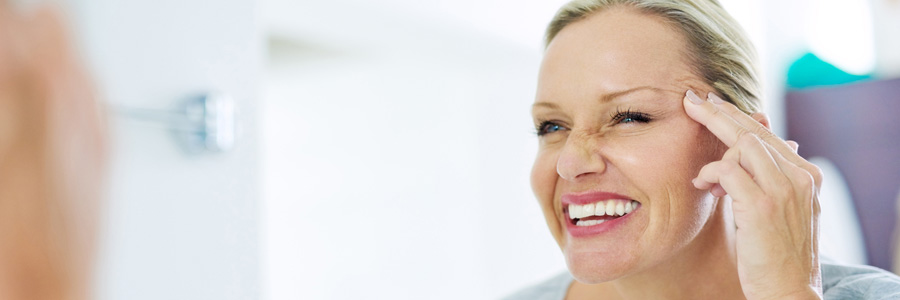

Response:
(538, 7), (698, 101)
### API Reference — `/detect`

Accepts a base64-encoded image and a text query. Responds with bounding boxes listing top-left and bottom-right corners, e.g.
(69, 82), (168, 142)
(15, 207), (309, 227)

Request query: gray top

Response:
(503, 259), (900, 300)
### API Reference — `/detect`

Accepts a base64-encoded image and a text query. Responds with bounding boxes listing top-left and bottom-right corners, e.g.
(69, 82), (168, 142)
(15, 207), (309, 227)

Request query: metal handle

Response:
(113, 92), (236, 154)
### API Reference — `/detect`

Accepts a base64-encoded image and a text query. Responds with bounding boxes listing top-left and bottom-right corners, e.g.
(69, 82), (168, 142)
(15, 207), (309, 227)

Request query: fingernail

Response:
(708, 92), (726, 104)
(686, 90), (703, 104)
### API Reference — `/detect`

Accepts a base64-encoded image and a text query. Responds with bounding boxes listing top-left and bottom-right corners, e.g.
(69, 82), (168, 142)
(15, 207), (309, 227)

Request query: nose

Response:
(556, 131), (607, 181)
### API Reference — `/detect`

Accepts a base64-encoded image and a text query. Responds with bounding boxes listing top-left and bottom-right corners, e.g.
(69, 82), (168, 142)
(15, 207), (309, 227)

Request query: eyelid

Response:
(534, 117), (570, 128)
(535, 119), (569, 136)
(609, 108), (652, 124)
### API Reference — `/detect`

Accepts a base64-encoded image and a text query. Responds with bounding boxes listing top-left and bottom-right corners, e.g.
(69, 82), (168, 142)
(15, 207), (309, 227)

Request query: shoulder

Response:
(501, 272), (573, 300)
(822, 258), (900, 300)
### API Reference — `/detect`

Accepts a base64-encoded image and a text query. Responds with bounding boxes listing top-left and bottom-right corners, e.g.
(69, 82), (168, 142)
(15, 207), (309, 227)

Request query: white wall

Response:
(871, 0), (900, 77)
(261, 1), (565, 299)
(68, 1), (262, 299)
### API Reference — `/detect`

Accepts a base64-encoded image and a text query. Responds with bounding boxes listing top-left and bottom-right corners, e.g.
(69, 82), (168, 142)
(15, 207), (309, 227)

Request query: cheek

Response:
(610, 122), (720, 233)
(646, 125), (720, 232)
(531, 147), (566, 244)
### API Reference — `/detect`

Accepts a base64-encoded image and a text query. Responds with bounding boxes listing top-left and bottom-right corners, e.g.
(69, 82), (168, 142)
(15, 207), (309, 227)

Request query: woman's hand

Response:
(683, 90), (823, 300)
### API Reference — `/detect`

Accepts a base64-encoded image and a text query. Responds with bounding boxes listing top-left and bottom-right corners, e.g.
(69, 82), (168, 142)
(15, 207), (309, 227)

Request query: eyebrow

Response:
(532, 102), (560, 110)
(601, 86), (664, 102)
(533, 86), (664, 110)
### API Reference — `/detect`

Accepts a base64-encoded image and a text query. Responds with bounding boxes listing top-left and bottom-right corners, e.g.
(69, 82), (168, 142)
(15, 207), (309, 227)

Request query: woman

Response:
(508, 0), (900, 299)
(0, 2), (105, 300)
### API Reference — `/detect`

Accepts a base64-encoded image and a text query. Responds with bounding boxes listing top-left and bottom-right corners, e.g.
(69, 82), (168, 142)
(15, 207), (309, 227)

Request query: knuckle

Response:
(709, 105), (732, 123)
(806, 163), (824, 187)
(734, 127), (754, 144)
(790, 166), (814, 187)
(790, 168), (819, 201)
(699, 162), (717, 175)
(750, 124), (776, 140)
(728, 107), (745, 118)
(735, 130), (756, 146)
(719, 161), (741, 175)
(710, 103), (726, 117)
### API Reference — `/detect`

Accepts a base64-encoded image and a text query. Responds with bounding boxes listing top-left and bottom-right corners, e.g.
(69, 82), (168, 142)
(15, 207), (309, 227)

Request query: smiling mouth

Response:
(567, 199), (641, 226)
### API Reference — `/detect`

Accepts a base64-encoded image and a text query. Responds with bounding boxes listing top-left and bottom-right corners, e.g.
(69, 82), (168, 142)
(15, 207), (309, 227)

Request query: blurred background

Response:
(30, 0), (900, 299)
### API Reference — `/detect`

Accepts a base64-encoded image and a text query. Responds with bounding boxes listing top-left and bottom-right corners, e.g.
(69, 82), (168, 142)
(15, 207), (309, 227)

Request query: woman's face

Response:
(532, 8), (725, 283)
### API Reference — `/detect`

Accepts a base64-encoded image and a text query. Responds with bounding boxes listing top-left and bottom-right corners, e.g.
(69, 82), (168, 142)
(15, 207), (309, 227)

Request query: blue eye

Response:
(611, 109), (651, 125)
(536, 121), (564, 136)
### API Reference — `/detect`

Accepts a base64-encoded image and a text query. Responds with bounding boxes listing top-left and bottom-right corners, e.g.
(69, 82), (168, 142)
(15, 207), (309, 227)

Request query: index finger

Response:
(682, 90), (763, 148)
(683, 90), (824, 187)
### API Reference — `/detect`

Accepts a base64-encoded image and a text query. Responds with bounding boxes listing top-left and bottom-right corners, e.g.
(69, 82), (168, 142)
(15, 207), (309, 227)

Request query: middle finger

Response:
(705, 92), (823, 187)
(695, 133), (789, 193)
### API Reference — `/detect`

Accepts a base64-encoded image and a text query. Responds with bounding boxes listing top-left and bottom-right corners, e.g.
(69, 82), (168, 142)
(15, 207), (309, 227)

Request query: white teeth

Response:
(605, 201), (616, 216)
(569, 204), (581, 219)
(576, 219), (606, 226)
(579, 204), (590, 218)
(567, 200), (641, 221)
(582, 203), (594, 218)
(569, 203), (587, 219)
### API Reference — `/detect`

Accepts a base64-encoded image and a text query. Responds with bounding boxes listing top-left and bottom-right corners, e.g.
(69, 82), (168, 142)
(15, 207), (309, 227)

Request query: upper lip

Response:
(561, 191), (634, 205)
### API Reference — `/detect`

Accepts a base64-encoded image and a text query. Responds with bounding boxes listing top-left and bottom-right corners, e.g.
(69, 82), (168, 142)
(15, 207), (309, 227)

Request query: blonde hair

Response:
(545, 0), (761, 114)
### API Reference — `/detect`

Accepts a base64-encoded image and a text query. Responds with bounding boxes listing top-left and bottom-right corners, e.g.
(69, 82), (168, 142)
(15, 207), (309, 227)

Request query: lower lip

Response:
(565, 208), (638, 238)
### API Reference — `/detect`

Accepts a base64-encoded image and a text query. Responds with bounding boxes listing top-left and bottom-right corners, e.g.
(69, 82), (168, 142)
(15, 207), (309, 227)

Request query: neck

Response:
(568, 197), (745, 300)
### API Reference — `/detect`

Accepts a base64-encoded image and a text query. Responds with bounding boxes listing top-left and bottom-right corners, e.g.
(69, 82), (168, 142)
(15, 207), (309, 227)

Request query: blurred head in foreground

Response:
(0, 2), (105, 300)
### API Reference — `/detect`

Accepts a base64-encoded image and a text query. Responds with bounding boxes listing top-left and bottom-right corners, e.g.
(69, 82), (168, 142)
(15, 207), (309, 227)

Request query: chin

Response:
(564, 247), (640, 284)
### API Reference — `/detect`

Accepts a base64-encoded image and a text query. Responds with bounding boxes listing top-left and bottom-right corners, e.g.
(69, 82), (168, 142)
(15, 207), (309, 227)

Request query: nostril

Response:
(574, 171), (599, 180)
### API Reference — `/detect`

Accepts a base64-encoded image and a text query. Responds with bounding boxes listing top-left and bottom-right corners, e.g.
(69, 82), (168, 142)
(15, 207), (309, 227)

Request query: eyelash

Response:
(610, 108), (652, 125)
(535, 109), (652, 136)
(535, 120), (562, 136)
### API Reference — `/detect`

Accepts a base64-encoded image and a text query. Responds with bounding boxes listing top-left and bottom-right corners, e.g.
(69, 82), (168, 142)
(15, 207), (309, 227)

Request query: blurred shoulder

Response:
(822, 258), (900, 299)
(501, 272), (572, 300)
